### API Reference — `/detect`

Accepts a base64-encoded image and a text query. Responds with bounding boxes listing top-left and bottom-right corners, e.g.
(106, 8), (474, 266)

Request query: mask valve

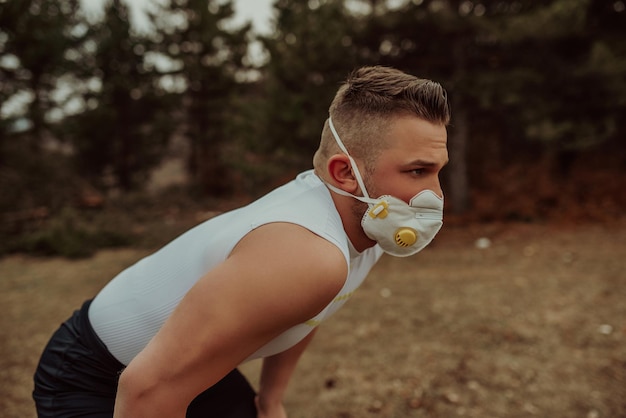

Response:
(394, 228), (418, 247)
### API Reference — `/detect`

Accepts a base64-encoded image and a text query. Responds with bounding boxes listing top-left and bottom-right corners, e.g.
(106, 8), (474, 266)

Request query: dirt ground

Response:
(1, 222), (625, 418)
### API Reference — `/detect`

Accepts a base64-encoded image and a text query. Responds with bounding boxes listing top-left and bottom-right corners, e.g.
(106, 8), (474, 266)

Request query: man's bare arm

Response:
(113, 223), (347, 418)
(255, 328), (318, 417)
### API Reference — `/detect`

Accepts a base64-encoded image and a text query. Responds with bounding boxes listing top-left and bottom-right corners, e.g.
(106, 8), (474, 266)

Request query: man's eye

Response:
(412, 168), (426, 176)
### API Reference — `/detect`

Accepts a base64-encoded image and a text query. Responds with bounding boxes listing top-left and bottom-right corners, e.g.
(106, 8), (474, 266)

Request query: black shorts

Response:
(33, 300), (257, 418)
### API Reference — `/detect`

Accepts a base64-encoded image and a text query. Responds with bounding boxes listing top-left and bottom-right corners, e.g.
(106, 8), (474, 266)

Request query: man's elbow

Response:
(114, 367), (153, 417)
(114, 366), (186, 418)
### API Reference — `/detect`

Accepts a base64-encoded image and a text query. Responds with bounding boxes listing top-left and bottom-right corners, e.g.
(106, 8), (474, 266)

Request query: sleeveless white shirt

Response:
(89, 170), (383, 365)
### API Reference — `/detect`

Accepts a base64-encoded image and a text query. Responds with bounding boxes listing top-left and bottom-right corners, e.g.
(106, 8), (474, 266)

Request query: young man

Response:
(33, 66), (450, 418)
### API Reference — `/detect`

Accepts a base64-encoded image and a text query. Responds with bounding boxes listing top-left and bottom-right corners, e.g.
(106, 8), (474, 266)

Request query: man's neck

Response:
(330, 192), (377, 253)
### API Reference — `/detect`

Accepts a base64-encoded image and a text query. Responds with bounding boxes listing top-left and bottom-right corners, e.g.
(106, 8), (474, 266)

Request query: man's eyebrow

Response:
(407, 159), (449, 167)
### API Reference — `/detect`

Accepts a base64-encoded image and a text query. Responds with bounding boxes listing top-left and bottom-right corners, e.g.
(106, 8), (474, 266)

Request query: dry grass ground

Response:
(1, 222), (625, 418)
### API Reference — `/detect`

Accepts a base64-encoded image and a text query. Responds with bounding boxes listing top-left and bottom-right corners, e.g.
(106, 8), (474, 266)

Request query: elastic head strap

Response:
(328, 117), (371, 200)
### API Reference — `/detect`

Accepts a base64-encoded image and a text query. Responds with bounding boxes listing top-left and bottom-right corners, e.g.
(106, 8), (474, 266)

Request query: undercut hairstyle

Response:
(313, 66), (450, 176)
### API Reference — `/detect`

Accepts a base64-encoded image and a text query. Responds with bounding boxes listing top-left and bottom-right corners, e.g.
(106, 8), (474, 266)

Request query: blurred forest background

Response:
(1, 0), (625, 258)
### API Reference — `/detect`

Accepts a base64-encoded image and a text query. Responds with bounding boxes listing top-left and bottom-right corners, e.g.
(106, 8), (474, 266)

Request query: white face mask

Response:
(325, 117), (444, 257)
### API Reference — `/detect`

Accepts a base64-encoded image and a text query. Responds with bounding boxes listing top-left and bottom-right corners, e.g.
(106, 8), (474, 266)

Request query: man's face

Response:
(363, 115), (448, 203)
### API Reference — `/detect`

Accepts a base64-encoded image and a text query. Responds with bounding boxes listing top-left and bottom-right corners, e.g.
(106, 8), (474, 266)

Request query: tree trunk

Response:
(447, 98), (470, 214)
(447, 36), (470, 214)
(186, 91), (231, 196)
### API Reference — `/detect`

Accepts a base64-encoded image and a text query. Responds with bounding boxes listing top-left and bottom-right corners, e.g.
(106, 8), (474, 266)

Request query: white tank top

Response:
(89, 170), (383, 365)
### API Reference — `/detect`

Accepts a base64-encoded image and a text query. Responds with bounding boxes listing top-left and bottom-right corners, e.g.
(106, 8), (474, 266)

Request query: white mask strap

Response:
(324, 180), (378, 205)
(328, 117), (371, 200)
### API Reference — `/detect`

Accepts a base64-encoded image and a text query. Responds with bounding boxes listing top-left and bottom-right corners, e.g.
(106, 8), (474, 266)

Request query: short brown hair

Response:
(314, 66), (450, 175)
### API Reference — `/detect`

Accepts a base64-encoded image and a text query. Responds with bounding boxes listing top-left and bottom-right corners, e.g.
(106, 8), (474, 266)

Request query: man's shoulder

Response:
(243, 222), (348, 274)
(230, 222), (349, 318)
(241, 171), (348, 259)
(253, 170), (329, 209)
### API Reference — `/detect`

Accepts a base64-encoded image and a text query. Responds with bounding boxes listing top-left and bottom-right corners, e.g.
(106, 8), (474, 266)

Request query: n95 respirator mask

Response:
(325, 117), (444, 257)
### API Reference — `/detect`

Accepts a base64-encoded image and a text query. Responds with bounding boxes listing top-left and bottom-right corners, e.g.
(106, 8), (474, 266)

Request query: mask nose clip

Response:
(369, 201), (389, 219)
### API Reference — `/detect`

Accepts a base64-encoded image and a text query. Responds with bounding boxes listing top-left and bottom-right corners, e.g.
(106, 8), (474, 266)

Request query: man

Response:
(33, 65), (450, 418)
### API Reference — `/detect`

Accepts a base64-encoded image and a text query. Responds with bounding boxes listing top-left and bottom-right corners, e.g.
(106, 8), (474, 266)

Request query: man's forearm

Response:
(257, 328), (318, 410)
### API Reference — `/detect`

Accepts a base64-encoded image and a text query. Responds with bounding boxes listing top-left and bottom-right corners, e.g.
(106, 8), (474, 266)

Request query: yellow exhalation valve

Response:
(394, 227), (418, 247)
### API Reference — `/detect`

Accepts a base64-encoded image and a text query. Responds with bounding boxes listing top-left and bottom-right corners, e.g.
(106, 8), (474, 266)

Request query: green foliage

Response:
(259, 0), (363, 160)
(153, 0), (252, 196)
(0, 0), (86, 142)
(0, 137), (77, 214)
(3, 207), (132, 258)
(0, 186), (214, 258)
(0, 0), (625, 258)
(254, 0), (625, 214)
(62, 0), (176, 191)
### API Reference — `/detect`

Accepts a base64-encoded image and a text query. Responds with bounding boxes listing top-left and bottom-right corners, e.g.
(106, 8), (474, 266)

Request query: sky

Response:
(79, 0), (275, 34)
(230, 0), (275, 34)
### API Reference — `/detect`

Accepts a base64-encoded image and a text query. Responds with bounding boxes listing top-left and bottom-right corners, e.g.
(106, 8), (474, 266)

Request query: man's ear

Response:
(327, 154), (359, 194)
